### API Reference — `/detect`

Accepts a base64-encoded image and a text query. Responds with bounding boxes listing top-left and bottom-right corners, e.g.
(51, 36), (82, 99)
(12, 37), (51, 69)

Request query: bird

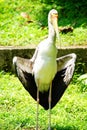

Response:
(13, 9), (76, 130)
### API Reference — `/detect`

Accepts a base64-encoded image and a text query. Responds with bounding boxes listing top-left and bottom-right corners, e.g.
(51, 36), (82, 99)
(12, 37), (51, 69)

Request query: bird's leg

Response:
(36, 80), (39, 130)
(48, 82), (52, 130)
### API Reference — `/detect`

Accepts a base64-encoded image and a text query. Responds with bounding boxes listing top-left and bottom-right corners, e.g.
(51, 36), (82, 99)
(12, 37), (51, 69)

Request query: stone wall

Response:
(0, 46), (87, 73)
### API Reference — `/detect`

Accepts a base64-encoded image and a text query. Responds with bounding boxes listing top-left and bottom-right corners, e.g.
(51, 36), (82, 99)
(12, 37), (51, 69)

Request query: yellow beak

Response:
(52, 14), (60, 40)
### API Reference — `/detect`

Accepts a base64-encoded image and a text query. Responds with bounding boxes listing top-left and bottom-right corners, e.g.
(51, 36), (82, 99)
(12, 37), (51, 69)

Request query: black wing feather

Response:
(13, 53), (76, 110)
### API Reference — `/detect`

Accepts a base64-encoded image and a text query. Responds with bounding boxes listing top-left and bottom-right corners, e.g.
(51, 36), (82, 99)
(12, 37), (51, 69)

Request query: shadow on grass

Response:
(20, 125), (78, 130)
(26, 125), (78, 130)
(51, 124), (78, 130)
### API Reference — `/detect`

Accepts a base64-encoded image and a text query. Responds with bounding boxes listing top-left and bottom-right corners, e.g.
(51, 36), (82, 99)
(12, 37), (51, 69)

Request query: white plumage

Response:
(31, 9), (59, 93)
(33, 41), (57, 92)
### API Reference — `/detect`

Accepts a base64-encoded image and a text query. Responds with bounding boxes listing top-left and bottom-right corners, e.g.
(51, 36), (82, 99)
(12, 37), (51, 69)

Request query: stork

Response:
(13, 9), (76, 130)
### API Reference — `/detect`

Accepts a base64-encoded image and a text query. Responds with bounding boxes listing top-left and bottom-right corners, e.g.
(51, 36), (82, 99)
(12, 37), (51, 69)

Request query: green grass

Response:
(0, 71), (87, 130)
(60, 27), (87, 47)
(0, 0), (87, 47)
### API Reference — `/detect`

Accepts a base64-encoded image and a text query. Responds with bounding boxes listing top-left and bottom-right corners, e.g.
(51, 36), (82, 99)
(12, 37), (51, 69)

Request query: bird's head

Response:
(48, 9), (59, 39)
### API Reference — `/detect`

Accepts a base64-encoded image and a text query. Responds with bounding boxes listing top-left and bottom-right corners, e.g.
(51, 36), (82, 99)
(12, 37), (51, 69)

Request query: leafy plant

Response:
(77, 74), (87, 92)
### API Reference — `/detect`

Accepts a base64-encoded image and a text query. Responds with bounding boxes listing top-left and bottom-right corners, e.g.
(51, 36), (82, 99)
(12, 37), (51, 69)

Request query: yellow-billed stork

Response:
(13, 9), (76, 130)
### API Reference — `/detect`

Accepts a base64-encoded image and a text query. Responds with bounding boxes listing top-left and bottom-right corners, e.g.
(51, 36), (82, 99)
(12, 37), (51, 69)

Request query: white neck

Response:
(48, 22), (56, 43)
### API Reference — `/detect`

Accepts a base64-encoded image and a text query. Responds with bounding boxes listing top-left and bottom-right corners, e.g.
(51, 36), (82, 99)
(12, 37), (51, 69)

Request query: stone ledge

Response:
(0, 46), (87, 72)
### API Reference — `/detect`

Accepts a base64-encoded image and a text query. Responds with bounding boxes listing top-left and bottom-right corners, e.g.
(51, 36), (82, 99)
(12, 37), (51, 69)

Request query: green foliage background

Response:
(34, 0), (87, 27)
(0, 0), (87, 46)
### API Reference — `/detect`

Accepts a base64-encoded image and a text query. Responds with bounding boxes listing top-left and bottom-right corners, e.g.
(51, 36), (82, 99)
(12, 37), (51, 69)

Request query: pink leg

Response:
(48, 83), (52, 130)
(36, 81), (39, 130)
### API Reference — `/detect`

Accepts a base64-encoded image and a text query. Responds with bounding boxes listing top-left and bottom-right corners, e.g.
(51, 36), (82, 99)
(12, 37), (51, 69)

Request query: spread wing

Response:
(13, 53), (76, 110)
